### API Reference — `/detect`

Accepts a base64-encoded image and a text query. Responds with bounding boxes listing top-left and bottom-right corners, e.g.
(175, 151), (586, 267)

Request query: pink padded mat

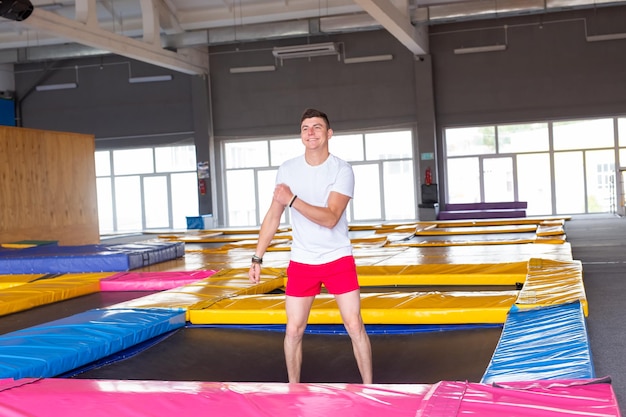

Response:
(99, 270), (217, 291)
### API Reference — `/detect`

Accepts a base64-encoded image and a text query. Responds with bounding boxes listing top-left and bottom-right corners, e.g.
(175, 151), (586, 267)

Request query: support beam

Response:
(22, 8), (208, 75)
(352, 0), (428, 55)
(75, 0), (98, 26)
(140, 0), (160, 45)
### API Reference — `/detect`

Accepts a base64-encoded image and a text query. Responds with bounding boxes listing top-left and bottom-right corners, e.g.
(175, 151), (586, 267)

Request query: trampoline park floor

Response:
(0, 215), (622, 416)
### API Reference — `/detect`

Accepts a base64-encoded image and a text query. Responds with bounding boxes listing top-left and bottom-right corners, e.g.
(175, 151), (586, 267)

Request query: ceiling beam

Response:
(352, 0), (428, 55)
(21, 8), (208, 75)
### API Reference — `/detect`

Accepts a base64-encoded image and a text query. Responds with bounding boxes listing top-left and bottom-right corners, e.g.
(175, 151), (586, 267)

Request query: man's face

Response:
(300, 117), (333, 150)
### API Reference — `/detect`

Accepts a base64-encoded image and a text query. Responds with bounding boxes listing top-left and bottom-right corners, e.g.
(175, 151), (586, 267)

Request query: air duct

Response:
(0, 0), (33, 22)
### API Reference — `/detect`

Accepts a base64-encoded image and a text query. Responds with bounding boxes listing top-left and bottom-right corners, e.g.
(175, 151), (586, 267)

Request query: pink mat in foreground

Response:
(0, 378), (619, 417)
(99, 270), (218, 291)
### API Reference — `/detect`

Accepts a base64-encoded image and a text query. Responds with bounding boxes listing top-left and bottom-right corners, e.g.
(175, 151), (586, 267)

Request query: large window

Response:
(223, 129), (416, 227)
(96, 145), (198, 234)
(445, 118), (619, 216)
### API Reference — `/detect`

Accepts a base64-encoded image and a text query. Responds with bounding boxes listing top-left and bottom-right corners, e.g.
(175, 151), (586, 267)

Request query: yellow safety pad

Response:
(109, 268), (286, 320)
(536, 224), (565, 236)
(386, 235), (537, 247)
(516, 258), (588, 315)
(0, 274), (48, 289)
(534, 234), (566, 244)
(415, 224), (538, 236)
(355, 262), (528, 286)
(188, 290), (519, 325)
(433, 216), (571, 228)
(365, 243), (573, 265)
(0, 273), (109, 317)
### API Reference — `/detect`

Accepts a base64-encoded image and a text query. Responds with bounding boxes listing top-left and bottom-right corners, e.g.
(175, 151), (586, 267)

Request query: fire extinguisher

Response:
(425, 167), (432, 186)
(199, 178), (207, 195)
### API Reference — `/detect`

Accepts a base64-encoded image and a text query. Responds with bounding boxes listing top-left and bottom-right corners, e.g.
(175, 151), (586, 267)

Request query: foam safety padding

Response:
(481, 301), (593, 383)
(0, 308), (185, 379)
(0, 241), (185, 274)
(100, 270), (218, 291)
(189, 291), (519, 325)
(0, 378), (619, 417)
(0, 273), (108, 317)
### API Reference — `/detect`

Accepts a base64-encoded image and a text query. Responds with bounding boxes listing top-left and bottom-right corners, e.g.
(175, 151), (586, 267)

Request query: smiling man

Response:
(249, 108), (373, 384)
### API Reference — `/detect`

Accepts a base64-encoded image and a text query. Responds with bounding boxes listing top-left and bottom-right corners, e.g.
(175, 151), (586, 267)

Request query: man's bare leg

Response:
(335, 289), (373, 384)
(284, 295), (315, 383)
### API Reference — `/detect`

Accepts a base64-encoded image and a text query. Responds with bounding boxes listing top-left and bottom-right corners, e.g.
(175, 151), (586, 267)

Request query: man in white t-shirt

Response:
(249, 108), (373, 384)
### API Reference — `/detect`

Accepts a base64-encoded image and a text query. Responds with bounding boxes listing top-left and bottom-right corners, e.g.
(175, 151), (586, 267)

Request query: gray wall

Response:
(208, 29), (418, 137)
(12, 5), (626, 220)
(15, 56), (197, 148)
(430, 6), (626, 127)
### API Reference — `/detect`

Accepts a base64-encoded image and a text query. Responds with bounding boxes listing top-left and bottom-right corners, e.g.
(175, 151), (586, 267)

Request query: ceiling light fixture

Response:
(453, 45), (506, 55)
(272, 42), (339, 60)
(344, 54), (393, 64)
(128, 75), (173, 83)
(229, 65), (276, 74)
(586, 33), (626, 42)
(35, 82), (78, 92)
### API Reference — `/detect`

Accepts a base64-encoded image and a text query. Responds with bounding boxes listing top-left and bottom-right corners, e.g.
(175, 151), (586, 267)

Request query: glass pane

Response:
(553, 118), (614, 150)
(96, 177), (114, 233)
(554, 151), (585, 213)
(143, 176), (170, 228)
(270, 139), (301, 166)
(113, 148), (154, 175)
(619, 118), (626, 147)
(114, 176), (143, 231)
(586, 149), (616, 213)
(226, 169), (256, 226)
(383, 160), (415, 220)
(622, 170), (626, 211)
(483, 157), (514, 202)
(517, 153), (552, 215)
(171, 172), (198, 229)
(331, 134), (364, 161)
(497, 123), (549, 153)
(352, 164), (381, 221)
(445, 126), (496, 157)
(446, 157), (480, 203)
(95, 151), (111, 176)
(258, 169), (285, 224)
(224, 141), (269, 169)
(620, 149), (626, 168)
(365, 131), (412, 160)
(155, 145), (196, 172)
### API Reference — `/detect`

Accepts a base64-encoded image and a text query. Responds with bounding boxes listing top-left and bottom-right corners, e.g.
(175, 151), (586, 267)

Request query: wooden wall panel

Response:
(0, 126), (99, 245)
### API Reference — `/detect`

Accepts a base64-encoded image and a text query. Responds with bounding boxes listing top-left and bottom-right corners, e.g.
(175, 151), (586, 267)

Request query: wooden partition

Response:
(0, 126), (99, 245)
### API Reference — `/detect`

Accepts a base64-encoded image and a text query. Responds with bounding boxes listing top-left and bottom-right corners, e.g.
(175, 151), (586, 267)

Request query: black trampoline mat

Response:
(72, 326), (502, 384)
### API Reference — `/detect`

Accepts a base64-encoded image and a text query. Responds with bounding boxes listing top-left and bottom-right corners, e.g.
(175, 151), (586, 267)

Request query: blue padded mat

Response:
(481, 301), (594, 383)
(0, 241), (185, 273)
(0, 308), (185, 379)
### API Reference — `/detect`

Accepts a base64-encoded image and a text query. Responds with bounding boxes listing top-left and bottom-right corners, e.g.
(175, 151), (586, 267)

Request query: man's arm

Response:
(274, 183), (350, 229)
(249, 199), (285, 283)
(290, 191), (350, 229)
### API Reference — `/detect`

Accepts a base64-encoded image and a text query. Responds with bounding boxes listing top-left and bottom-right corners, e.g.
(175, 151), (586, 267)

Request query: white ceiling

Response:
(1, 0), (623, 73)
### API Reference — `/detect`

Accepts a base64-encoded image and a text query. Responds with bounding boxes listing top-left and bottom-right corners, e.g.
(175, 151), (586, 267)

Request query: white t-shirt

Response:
(276, 154), (354, 265)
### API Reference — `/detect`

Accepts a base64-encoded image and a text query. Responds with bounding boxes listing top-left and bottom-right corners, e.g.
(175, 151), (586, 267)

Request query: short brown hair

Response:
(300, 108), (330, 129)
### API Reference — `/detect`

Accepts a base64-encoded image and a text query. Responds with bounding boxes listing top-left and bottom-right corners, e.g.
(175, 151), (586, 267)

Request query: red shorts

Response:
(285, 256), (359, 297)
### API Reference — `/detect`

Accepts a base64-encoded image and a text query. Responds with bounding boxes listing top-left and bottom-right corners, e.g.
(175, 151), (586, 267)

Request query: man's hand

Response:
(249, 262), (261, 284)
(274, 183), (294, 207)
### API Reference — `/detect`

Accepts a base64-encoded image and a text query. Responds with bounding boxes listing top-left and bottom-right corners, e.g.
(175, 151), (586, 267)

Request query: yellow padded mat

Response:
(516, 258), (588, 315)
(414, 224), (538, 235)
(355, 262), (528, 286)
(109, 268), (286, 320)
(0, 274), (48, 290)
(188, 291), (519, 325)
(0, 273), (110, 317)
